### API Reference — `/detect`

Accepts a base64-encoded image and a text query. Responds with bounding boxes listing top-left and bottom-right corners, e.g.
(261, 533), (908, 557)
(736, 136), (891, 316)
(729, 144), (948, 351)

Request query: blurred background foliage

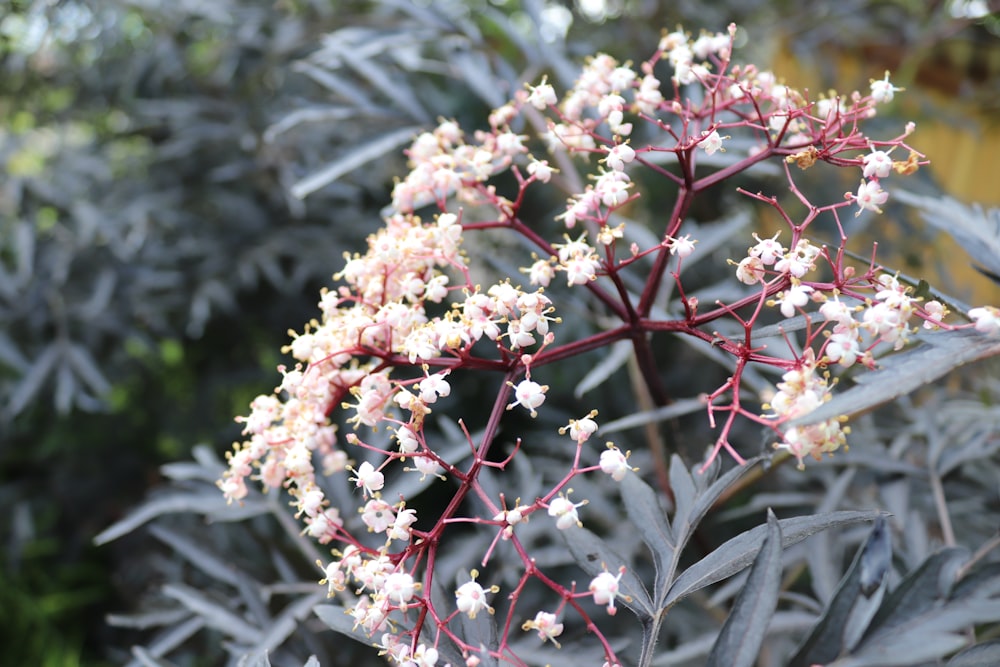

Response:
(0, 0), (996, 665)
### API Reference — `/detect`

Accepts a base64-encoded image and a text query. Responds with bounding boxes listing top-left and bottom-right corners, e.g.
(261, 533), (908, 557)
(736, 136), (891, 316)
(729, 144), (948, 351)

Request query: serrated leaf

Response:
(858, 516), (892, 597)
(314, 604), (379, 646)
(162, 583), (258, 643)
(706, 510), (783, 667)
(665, 511), (881, 610)
(458, 596), (500, 666)
(237, 652), (271, 667)
(681, 457), (764, 553)
(0, 331), (29, 372)
(106, 607), (191, 630)
(290, 126), (420, 199)
(7, 344), (58, 416)
(94, 491), (269, 545)
(949, 561), (1000, 601)
(561, 525), (654, 618)
(789, 515), (893, 667)
(749, 313), (813, 339)
(599, 396), (707, 434)
(894, 190), (1000, 279)
(947, 640), (1000, 666)
(861, 547), (968, 641)
(66, 342), (112, 396)
(621, 470), (674, 555)
(54, 361), (76, 413)
(147, 524), (242, 586)
(159, 461), (223, 483)
(656, 456), (764, 605)
(452, 48), (506, 109)
(130, 644), (186, 667)
(832, 632), (970, 667)
(250, 591), (324, 654)
(126, 615), (204, 667)
(574, 339), (631, 397)
(791, 330), (1000, 427)
(668, 455), (697, 541)
(831, 553), (1000, 667)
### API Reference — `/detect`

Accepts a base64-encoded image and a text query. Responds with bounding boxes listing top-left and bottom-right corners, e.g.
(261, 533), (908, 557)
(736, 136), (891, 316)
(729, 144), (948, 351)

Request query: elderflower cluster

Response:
(217, 19), (955, 665)
(319, 546), (422, 633)
(735, 233), (821, 286)
(766, 351), (848, 468)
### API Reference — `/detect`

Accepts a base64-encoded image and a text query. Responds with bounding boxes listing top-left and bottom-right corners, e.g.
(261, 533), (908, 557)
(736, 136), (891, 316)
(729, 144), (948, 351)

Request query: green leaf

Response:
(706, 510), (783, 667)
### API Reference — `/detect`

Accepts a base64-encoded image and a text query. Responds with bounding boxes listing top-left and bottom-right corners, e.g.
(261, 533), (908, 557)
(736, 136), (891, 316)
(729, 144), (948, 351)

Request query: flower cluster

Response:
(219, 22), (998, 667)
(764, 350), (848, 468)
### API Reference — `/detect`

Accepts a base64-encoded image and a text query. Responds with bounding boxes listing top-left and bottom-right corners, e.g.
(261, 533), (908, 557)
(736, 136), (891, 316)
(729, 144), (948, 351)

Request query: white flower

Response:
(923, 300), (949, 330)
(527, 158), (554, 183)
(595, 169), (632, 207)
(522, 611), (564, 647)
(526, 78), (557, 109)
(778, 281), (814, 318)
(700, 129), (725, 155)
(589, 569), (624, 615)
(667, 234), (697, 258)
(604, 142), (636, 171)
(825, 329), (860, 367)
(599, 446), (631, 481)
(969, 306), (1000, 336)
(383, 571), (417, 608)
(493, 504), (530, 535)
(351, 461), (385, 497)
(361, 498), (396, 533)
(735, 256), (765, 285)
(820, 297), (856, 327)
(456, 571), (495, 619)
(870, 71), (903, 104)
(749, 232), (785, 265)
(508, 379), (548, 417)
(563, 412), (599, 444)
(862, 149), (893, 179)
(563, 256), (600, 285)
(408, 644), (439, 667)
(395, 425), (420, 454)
(411, 455), (442, 481)
(547, 495), (584, 530)
(417, 371), (451, 404)
(774, 239), (820, 277)
(526, 258), (556, 287)
(387, 506), (418, 541)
